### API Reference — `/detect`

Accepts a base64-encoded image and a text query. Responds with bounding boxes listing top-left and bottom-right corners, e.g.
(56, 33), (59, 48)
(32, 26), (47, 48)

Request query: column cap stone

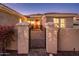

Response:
(45, 22), (54, 28)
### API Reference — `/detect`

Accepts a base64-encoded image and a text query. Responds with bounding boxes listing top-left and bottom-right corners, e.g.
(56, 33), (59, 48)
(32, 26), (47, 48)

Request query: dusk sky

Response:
(4, 3), (79, 15)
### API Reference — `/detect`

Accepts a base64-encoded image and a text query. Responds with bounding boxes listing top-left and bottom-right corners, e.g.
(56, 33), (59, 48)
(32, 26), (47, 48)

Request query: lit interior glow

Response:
(53, 18), (59, 23)
(23, 17), (27, 22)
(27, 21), (31, 24)
(60, 18), (65, 28)
(31, 21), (34, 25)
(53, 18), (59, 28)
(37, 21), (40, 25)
(53, 18), (65, 28)
(19, 18), (22, 23)
(33, 20), (40, 29)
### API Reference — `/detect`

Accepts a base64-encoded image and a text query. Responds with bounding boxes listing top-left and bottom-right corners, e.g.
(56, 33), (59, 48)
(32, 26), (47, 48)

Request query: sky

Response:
(4, 3), (79, 15)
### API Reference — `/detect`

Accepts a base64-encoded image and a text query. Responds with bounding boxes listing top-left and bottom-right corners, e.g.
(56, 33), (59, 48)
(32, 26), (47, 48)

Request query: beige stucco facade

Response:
(0, 4), (26, 25)
(41, 13), (79, 53)
(1, 4), (79, 55)
(58, 28), (79, 51)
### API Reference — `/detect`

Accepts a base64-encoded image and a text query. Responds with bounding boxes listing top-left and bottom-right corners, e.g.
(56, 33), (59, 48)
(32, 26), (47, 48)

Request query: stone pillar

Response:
(16, 22), (29, 55)
(45, 22), (58, 54)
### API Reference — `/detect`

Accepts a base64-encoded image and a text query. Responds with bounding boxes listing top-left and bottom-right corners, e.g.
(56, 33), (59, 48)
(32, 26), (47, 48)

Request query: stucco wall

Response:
(65, 17), (73, 28)
(58, 28), (79, 51)
(0, 12), (19, 25)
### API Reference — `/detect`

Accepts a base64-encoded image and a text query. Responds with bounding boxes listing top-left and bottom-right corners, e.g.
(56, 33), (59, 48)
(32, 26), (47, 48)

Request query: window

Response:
(53, 18), (59, 28)
(60, 18), (65, 28)
(73, 18), (79, 28)
(53, 18), (65, 28)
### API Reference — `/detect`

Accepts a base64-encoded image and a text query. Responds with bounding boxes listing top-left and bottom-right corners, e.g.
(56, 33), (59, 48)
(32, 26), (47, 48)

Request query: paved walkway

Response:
(28, 49), (79, 56)
(28, 49), (48, 56)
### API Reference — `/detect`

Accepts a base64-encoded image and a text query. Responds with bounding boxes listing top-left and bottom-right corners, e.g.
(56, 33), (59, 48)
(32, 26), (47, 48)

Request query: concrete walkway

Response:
(28, 49), (48, 56)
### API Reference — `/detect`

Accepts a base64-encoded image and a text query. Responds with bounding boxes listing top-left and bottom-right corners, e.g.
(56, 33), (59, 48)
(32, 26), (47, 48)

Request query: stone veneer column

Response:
(45, 22), (58, 54)
(16, 22), (29, 55)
